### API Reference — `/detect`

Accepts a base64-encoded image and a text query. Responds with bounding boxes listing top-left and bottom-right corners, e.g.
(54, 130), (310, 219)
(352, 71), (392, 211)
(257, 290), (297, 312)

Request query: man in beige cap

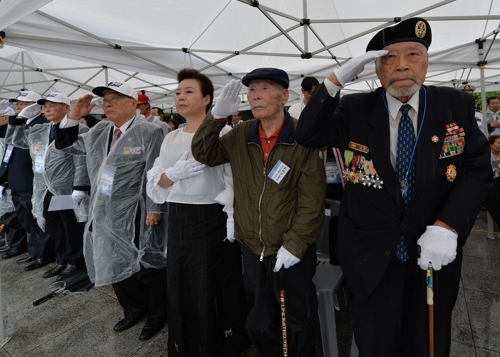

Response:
(54, 81), (168, 341)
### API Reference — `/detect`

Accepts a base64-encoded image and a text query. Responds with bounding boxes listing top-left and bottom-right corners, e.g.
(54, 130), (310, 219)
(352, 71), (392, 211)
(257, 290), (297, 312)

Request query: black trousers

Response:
(112, 266), (167, 326)
(11, 190), (52, 258)
(43, 191), (84, 265)
(242, 244), (318, 357)
(2, 209), (26, 249)
(167, 202), (248, 357)
(353, 252), (462, 357)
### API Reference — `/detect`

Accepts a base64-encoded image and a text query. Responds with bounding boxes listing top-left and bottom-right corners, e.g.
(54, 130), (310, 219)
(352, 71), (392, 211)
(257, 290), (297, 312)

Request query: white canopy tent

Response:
(0, 0), (499, 111)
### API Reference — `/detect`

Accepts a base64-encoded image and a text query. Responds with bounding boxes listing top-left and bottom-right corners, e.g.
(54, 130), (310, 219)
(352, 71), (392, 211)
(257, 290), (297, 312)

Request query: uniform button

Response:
(267, 140), (270, 144)
(401, 223), (406, 229)
(385, 250), (391, 256)
(321, 99), (325, 103)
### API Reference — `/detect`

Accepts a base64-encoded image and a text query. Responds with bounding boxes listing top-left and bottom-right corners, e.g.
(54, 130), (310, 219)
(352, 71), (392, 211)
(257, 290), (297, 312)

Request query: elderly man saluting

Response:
(54, 81), (168, 341)
(296, 18), (492, 356)
(192, 69), (325, 356)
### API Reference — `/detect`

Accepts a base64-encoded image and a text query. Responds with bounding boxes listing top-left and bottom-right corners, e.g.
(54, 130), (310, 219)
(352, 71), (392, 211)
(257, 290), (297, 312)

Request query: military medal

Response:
(446, 163), (457, 182)
(431, 135), (439, 143)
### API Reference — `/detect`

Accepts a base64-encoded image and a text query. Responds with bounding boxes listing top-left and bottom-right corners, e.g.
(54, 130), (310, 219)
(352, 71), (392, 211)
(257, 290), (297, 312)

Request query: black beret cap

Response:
(242, 68), (289, 89)
(366, 17), (432, 52)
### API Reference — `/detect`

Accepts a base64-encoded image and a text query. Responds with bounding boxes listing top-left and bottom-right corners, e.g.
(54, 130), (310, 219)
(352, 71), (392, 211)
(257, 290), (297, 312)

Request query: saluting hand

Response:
(328, 50), (388, 87)
(211, 79), (242, 119)
(68, 94), (96, 120)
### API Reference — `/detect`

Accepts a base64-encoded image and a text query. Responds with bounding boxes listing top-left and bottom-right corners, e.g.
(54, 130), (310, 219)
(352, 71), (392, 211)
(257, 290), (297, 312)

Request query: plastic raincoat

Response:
(0, 138), (15, 216)
(6, 122), (90, 231)
(55, 115), (167, 286)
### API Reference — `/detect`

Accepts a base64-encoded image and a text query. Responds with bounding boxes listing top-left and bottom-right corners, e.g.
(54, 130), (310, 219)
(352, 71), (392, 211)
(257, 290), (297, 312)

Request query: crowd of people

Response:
(0, 16), (496, 357)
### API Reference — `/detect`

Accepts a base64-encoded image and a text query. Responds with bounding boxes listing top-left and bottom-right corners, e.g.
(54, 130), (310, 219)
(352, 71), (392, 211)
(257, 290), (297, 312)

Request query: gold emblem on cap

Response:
(415, 21), (426, 39)
(431, 135), (439, 143)
(446, 163), (457, 182)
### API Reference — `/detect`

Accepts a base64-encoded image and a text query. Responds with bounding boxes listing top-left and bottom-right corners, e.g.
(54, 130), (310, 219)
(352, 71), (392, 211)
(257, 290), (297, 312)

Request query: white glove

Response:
(165, 151), (206, 182)
(333, 50), (388, 87)
(72, 190), (86, 203)
(18, 103), (42, 119)
(273, 246), (300, 272)
(417, 225), (458, 271)
(211, 79), (242, 119)
(226, 213), (235, 242)
(0, 186), (4, 200)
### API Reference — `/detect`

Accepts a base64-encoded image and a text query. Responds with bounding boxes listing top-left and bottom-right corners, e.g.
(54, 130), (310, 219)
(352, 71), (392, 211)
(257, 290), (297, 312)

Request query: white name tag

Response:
(326, 159), (341, 184)
(99, 168), (115, 196)
(3, 145), (14, 163)
(268, 160), (290, 184)
(34, 155), (44, 173)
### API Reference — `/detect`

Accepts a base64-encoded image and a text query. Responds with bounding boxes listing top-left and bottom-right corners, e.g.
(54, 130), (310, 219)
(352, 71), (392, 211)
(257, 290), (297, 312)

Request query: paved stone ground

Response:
(0, 212), (498, 356)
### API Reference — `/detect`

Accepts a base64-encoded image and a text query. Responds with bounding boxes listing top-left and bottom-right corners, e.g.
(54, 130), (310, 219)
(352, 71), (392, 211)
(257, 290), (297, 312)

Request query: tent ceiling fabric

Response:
(0, 0), (499, 111)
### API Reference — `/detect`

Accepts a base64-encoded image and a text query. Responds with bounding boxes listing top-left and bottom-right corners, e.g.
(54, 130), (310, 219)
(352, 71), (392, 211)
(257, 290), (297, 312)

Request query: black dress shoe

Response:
(114, 315), (143, 332)
(55, 264), (82, 280)
(24, 258), (50, 271)
(43, 264), (67, 278)
(16, 255), (36, 264)
(138, 322), (165, 341)
(0, 245), (12, 254)
(2, 249), (26, 259)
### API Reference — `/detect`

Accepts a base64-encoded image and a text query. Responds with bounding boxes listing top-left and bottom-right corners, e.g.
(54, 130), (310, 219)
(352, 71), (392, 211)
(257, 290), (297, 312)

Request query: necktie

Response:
(110, 128), (122, 149)
(49, 125), (56, 142)
(395, 104), (415, 262)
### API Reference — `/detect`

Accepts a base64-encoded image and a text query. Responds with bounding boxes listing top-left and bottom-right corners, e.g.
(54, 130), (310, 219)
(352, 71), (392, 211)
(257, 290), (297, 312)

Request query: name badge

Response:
(3, 145), (14, 163)
(34, 155), (44, 173)
(99, 168), (115, 196)
(326, 159), (341, 184)
(268, 160), (290, 184)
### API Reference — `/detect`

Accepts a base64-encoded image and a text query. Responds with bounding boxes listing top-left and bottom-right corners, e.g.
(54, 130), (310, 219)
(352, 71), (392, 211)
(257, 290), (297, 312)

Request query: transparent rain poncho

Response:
(0, 138), (16, 216)
(56, 115), (168, 286)
(6, 122), (90, 231)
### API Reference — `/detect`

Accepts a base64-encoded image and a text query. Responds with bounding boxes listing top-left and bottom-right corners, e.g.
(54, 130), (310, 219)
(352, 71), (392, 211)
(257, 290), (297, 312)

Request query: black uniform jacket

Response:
(296, 83), (492, 300)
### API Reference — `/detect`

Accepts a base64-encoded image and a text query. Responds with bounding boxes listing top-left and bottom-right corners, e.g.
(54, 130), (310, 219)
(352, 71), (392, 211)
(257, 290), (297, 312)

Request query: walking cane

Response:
(426, 263), (435, 357)
(278, 267), (288, 357)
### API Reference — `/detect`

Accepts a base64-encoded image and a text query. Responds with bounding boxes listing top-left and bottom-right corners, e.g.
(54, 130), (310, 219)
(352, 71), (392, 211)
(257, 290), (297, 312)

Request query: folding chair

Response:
(313, 199), (346, 357)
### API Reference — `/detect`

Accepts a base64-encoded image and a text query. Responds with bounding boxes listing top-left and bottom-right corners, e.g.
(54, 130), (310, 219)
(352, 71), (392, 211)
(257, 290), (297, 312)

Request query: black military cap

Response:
(242, 68), (289, 88)
(366, 17), (432, 52)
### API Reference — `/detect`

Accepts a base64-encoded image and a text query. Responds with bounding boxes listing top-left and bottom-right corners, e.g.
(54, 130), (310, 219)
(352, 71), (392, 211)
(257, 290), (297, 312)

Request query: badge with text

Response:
(3, 145), (14, 163)
(325, 159), (341, 184)
(99, 168), (116, 196)
(268, 160), (290, 184)
(34, 155), (44, 174)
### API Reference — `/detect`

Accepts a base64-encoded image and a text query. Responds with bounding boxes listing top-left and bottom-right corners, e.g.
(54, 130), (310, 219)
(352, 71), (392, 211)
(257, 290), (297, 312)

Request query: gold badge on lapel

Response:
(431, 135), (439, 143)
(446, 163), (457, 182)
(348, 141), (369, 154)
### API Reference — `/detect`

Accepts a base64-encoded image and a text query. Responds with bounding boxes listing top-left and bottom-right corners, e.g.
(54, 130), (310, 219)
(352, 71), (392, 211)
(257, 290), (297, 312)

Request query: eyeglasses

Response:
(102, 96), (127, 105)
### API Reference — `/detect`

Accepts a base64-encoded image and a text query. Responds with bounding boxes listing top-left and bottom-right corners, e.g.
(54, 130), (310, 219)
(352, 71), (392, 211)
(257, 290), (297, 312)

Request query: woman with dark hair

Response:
(287, 76), (319, 119)
(146, 68), (249, 356)
(79, 114), (98, 128)
(166, 117), (180, 130)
